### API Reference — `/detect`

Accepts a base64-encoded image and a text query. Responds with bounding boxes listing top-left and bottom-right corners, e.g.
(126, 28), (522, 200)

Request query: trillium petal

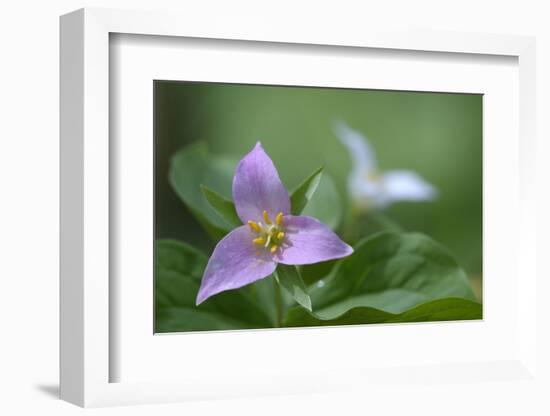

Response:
(381, 170), (437, 203)
(232, 142), (291, 224)
(277, 215), (353, 265)
(196, 225), (277, 304)
(333, 121), (378, 174)
(348, 172), (389, 209)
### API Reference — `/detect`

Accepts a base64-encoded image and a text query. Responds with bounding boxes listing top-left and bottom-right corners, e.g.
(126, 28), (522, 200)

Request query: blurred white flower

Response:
(334, 121), (437, 211)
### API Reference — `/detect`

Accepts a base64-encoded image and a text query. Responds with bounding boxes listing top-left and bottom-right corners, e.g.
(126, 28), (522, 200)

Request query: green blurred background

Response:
(154, 81), (482, 297)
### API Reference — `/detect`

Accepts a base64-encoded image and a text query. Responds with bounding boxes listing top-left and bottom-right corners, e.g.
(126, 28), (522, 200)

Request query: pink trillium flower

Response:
(196, 143), (353, 305)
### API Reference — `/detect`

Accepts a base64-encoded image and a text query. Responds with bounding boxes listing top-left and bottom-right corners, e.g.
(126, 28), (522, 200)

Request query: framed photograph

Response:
(60, 8), (539, 408)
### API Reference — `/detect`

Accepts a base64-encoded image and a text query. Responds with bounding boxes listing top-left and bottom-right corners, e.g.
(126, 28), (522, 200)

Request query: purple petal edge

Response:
(232, 142), (290, 224)
(276, 215), (353, 265)
(196, 225), (276, 305)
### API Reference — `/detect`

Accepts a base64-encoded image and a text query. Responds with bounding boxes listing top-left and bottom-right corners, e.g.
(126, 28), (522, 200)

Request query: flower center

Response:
(363, 170), (381, 183)
(247, 210), (286, 254)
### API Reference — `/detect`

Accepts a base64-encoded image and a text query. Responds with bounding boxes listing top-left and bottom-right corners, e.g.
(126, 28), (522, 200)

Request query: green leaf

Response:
(155, 239), (273, 332)
(244, 274), (278, 326)
(274, 265), (312, 311)
(292, 231), (478, 324)
(200, 185), (241, 228)
(302, 173), (343, 230)
(169, 142), (238, 239)
(299, 259), (339, 286)
(290, 167), (323, 215)
(285, 297), (482, 327)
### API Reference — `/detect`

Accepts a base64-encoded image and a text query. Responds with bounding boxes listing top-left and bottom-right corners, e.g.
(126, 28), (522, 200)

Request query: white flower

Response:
(334, 121), (437, 211)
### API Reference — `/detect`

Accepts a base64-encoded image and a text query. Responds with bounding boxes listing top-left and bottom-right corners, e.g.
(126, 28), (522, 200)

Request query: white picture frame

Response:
(60, 7), (539, 408)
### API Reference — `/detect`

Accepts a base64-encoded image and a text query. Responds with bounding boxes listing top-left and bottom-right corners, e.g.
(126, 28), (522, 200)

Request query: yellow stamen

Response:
(248, 220), (261, 233)
(253, 237), (265, 245)
(248, 210), (286, 253)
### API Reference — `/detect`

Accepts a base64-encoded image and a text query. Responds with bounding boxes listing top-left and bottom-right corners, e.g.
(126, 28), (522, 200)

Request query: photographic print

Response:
(154, 81), (482, 333)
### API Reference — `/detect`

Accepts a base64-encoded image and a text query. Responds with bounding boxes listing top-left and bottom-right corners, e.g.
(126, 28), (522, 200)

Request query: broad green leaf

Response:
(302, 231), (477, 321)
(169, 142), (237, 239)
(274, 265), (312, 311)
(299, 259), (338, 286)
(284, 297), (482, 327)
(302, 173), (343, 230)
(181, 206), (228, 241)
(290, 167), (323, 215)
(155, 239), (273, 332)
(200, 185), (241, 228)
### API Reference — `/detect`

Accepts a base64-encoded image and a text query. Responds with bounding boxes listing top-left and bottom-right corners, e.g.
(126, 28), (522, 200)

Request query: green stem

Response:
(273, 274), (282, 327)
(343, 202), (361, 243)
(368, 211), (402, 232)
